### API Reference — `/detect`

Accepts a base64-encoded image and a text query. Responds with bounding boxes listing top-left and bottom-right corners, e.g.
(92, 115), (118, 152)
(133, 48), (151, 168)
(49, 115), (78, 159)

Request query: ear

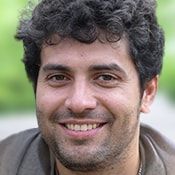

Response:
(140, 76), (158, 113)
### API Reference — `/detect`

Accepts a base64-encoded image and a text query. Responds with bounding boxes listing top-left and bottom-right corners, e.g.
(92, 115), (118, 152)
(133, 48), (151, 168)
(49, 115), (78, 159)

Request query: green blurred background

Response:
(0, 0), (175, 113)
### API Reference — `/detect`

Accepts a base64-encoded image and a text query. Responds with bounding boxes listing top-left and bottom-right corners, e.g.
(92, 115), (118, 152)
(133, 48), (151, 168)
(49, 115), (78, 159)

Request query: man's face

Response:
(36, 38), (143, 171)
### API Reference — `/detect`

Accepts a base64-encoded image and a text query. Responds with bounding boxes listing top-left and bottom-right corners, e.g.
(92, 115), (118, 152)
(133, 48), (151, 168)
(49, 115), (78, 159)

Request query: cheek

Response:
(36, 87), (62, 135)
(36, 85), (66, 113)
(101, 90), (136, 108)
(99, 90), (141, 120)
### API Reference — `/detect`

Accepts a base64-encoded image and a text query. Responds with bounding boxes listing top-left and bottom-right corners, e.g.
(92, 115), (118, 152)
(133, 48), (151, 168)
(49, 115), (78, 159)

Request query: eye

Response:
(46, 73), (71, 87)
(98, 74), (116, 81)
(94, 73), (120, 88)
(50, 74), (68, 81)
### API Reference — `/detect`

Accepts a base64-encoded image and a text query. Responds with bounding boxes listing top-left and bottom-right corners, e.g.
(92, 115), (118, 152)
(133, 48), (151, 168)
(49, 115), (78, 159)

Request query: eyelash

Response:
(46, 73), (71, 86)
(46, 72), (120, 88)
(48, 74), (69, 81)
(96, 74), (117, 81)
(94, 73), (120, 87)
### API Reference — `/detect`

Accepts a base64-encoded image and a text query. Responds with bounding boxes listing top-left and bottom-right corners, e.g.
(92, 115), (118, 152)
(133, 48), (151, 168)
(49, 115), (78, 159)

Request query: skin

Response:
(36, 38), (157, 175)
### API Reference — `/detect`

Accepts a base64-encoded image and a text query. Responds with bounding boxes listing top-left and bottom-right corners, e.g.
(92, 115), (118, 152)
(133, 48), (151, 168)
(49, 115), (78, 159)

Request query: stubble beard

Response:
(36, 108), (140, 172)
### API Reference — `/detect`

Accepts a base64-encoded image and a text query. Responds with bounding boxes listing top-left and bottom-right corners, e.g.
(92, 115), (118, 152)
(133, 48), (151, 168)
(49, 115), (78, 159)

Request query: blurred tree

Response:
(157, 0), (175, 101)
(0, 0), (35, 112)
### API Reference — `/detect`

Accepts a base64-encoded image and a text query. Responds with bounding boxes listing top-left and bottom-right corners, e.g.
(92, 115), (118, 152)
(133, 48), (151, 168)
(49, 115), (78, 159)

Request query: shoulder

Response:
(140, 124), (175, 174)
(140, 124), (175, 152)
(0, 128), (46, 175)
(0, 128), (40, 153)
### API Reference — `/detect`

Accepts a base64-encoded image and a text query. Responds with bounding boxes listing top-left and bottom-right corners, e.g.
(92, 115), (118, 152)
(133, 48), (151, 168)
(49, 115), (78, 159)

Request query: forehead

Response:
(40, 38), (136, 73)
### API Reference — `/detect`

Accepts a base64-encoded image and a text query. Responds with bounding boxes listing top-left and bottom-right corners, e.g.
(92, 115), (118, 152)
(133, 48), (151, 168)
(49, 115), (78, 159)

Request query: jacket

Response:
(0, 124), (175, 175)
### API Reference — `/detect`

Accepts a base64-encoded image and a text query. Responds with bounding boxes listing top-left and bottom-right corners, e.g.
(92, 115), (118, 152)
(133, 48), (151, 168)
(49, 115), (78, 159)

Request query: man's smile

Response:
(57, 120), (108, 139)
(65, 123), (101, 131)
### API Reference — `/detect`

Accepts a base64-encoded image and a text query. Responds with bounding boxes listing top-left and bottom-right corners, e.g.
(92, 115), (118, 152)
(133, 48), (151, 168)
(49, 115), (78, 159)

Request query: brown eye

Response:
(51, 74), (68, 81)
(94, 73), (120, 88)
(47, 73), (71, 87)
(98, 74), (116, 81)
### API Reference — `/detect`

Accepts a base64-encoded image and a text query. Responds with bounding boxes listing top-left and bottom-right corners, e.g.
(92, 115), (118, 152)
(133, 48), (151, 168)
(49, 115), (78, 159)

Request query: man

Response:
(0, 0), (175, 174)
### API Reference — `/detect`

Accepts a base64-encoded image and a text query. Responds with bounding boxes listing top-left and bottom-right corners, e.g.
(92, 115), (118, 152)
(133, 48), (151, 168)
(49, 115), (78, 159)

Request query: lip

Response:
(58, 119), (107, 140)
(59, 119), (106, 125)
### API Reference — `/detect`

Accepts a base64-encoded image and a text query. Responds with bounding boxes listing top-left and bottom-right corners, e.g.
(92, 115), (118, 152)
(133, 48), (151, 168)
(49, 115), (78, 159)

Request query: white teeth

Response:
(65, 124), (100, 131)
(87, 124), (93, 130)
(74, 124), (80, 131)
(81, 124), (88, 131)
(92, 124), (97, 129)
(70, 124), (74, 130)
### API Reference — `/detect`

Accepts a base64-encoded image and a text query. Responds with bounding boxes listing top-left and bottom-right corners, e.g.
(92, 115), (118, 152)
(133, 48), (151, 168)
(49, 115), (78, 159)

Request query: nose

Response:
(65, 82), (97, 113)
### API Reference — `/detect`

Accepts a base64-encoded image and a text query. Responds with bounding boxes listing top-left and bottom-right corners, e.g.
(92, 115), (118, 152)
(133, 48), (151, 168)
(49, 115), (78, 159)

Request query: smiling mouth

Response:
(63, 123), (105, 132)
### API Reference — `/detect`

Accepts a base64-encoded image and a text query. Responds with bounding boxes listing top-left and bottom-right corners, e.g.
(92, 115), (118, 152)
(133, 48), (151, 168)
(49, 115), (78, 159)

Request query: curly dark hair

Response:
(15, 0), (164, 92)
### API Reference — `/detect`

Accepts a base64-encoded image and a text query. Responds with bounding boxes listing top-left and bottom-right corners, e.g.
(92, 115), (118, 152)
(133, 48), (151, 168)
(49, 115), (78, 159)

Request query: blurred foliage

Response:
(157, 0), (175, 101)
(0, 0), (35, 112)
(0, 0), (175, 112)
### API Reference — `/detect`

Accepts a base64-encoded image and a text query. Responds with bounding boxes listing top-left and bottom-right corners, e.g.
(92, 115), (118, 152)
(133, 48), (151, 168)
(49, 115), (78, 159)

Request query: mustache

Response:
(39, 109), (115, 123)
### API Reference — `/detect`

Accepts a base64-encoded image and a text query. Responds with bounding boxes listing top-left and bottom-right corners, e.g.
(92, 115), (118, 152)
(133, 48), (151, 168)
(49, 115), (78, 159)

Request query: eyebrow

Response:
(42, 63), (127, 76)
(88, 63), (127, 76)
(42, 64), (72, 72)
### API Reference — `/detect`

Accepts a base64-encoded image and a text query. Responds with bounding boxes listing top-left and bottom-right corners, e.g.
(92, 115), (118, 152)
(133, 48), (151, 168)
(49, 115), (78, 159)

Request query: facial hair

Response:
(36, 107), (140, 172)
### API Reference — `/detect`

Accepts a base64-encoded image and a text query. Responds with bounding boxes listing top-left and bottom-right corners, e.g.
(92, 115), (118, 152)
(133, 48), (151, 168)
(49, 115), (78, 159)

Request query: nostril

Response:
(65, 96), (97, 113)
